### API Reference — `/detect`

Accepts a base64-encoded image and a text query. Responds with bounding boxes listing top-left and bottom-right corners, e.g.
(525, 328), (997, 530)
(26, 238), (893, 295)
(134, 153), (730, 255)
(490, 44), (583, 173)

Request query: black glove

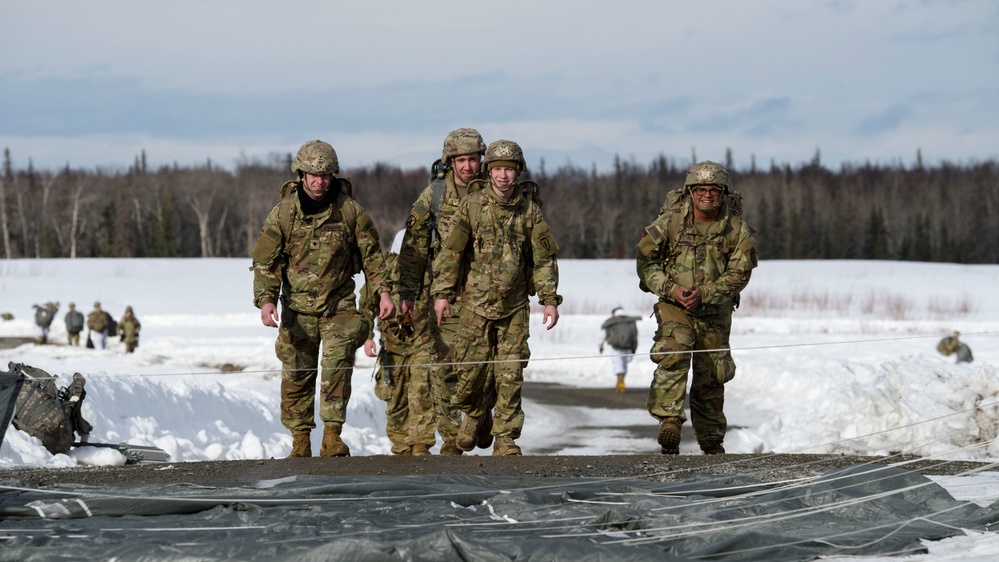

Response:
(599, 343), (604, 354)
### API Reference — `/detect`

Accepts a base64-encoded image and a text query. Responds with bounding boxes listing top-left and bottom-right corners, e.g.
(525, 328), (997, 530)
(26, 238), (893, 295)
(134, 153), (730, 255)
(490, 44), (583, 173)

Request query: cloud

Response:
(855, 104), (911, 136)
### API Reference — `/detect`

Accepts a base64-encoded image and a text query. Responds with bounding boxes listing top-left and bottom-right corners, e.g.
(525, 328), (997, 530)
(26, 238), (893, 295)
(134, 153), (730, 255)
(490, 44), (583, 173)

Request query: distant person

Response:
(600, 302), (641, 393)
(32, 302), (59, 345)
(86, 301), (112, 350)
(64, 302), (85, 346)
(362, 230), (438, 456)
(398, 128), (488, 455)
(937, 331), (973, 363)
(432, 139), (562, 456)
(636, 161), (757, 456)
(251, 139), (393, 458)
(118, 306), (141, 353)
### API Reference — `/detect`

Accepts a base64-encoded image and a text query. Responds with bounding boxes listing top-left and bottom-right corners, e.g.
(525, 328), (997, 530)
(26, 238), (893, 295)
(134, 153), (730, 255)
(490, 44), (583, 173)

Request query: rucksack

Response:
(8, 362), (92, 455)
(603, 316), (639, 351)
(66, 310), (85, 333)
(277, 178), (362, 275)
(34, 306), (55, 328)
(639, 187), (745, 294)
(106, 313), (118, 337)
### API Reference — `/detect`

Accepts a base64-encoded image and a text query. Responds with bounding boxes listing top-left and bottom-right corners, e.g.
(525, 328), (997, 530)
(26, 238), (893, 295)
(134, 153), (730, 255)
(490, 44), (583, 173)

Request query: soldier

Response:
(361, 230), (439, 455)
(599, 302), (642, 393)
(64, 303), (85, 346)
(86, 301), (112, 350)
(252, 139), (393, 458)
(118, 306), (141, 353)
(637, 161), (757, 455)
(431, 139), (562, 456)
(397, 128), (488, 455)
(937, 330), (973, 363)
(32, 302), (59, 345)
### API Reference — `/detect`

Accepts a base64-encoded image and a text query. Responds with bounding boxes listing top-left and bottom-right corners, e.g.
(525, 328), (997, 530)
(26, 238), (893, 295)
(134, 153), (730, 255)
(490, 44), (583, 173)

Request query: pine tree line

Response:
(1, 147), (996, 263)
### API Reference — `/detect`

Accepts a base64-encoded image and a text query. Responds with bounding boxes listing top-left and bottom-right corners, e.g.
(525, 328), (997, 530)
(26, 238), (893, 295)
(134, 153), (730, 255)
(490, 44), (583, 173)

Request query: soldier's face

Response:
(691, 185), (723, 213)
(452, 154), (481, 186)
(302, 172), (333, 201)
(490, 166), (518, 197)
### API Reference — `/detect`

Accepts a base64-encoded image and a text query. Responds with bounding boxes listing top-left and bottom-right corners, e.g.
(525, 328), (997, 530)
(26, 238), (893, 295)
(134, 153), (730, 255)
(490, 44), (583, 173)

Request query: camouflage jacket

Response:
(636, 197), (757, 316)
(87, 310), (110, 332)
(360, 253), (434, 356)
(397, 170), (472, 303)
(119, 315), (141, 342)
(251, 182), (390, 316)
(431, 179), (562, 320)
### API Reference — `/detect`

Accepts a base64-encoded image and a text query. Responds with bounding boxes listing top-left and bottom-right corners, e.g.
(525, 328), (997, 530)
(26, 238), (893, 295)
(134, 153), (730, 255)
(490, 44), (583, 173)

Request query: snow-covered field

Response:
(1, 258), (998, 559)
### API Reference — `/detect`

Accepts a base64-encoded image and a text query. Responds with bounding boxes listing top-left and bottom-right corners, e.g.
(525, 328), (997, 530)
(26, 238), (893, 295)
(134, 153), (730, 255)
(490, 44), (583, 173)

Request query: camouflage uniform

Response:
(86, 303), (111, 350)
(636, 161), (757, 453)
(431, 175), (562, 445)
(398, 129), (485, 448)
(361, 252), (439, 454)
(118, 308), (141, 353)
(64, 303), (84, 346)
(251, 177), (389, 437)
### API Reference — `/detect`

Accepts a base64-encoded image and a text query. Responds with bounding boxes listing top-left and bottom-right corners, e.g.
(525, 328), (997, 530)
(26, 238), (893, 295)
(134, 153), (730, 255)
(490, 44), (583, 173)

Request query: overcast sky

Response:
(2, 0), (996, 173)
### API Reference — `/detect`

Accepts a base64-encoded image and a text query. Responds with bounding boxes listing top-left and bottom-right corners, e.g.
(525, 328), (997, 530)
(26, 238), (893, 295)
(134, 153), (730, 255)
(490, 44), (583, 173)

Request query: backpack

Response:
(106, 313), (118, 337)
(65, 310), (85, 333)
(603, 316), (639, 351)
(639, 187), (745, 294)
(8, 362), (92, 455)
(34, 306), (55, 328)
(277, 178), (362, 275)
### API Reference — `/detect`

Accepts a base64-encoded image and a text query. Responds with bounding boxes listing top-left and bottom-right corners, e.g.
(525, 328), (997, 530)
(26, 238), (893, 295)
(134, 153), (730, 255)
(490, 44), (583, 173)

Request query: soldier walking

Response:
(431, 140), (562, 456)
(636, 161), (757, 455)
(398, 128), (488, 455)
(362, 230), (439, 455)
(33, 302), (59, 345)
(86, 301), (111, 350)
(64, 303), (85, 346)
(599, 302), (642, 393)
(252, 140), (393, 458)
(118, 306), (141, 353)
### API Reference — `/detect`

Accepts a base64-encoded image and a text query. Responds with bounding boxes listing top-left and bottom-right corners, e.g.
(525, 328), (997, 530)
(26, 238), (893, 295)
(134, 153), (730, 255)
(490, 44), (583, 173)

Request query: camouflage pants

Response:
(647, 302), (735, 446)
(430, 303), (467, 442)
(67, 332), (80, 346)
(449, 305), (528, 439)
(375, 347), (437, 454)
(276, 305), (370, 433)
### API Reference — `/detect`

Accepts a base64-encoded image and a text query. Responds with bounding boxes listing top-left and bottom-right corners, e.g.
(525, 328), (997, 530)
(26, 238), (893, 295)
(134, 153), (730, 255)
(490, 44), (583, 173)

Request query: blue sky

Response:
(2, 0), (997, 172)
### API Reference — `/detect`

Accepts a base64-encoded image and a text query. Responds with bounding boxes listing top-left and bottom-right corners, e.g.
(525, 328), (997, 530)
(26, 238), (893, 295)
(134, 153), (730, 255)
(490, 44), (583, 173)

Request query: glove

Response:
(599, 343), (604, 354)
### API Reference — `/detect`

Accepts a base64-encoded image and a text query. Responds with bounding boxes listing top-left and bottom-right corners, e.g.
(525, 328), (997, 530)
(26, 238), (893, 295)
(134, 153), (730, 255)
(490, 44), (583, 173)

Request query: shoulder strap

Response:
(429, 176), (447, 225)
(277, 180), (298, 241)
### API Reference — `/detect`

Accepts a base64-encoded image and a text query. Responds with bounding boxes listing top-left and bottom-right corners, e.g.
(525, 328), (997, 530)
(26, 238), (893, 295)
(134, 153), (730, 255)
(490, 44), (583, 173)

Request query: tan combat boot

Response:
(320, 424), (350, 457)
(288, 432), (312, 458)
(658, 417), (682, 455)
(439, 439), (464, 456)
(615, 373), (626, 393)
(492, 436), (522, 456)
(411, 443), (431, 456)
(456, 415), (480, 452)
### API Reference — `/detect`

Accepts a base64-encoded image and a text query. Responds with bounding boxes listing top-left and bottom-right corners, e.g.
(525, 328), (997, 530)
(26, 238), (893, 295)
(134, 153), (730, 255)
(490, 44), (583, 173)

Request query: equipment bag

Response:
(8, 362), (93, 455)
(603, 316), (639, 351)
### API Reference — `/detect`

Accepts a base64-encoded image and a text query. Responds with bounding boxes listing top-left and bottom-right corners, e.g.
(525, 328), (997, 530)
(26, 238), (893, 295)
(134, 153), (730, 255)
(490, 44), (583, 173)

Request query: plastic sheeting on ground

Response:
(0, 464), (996, 561)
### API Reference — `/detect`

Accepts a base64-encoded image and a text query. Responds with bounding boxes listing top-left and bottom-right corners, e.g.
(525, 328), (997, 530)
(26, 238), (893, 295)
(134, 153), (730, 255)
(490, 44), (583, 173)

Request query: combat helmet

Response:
(291, 140), (339, 176)
(684, 161), (731, 193)
(441, 128), (486, 163)
(484, 139), (526, 173)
